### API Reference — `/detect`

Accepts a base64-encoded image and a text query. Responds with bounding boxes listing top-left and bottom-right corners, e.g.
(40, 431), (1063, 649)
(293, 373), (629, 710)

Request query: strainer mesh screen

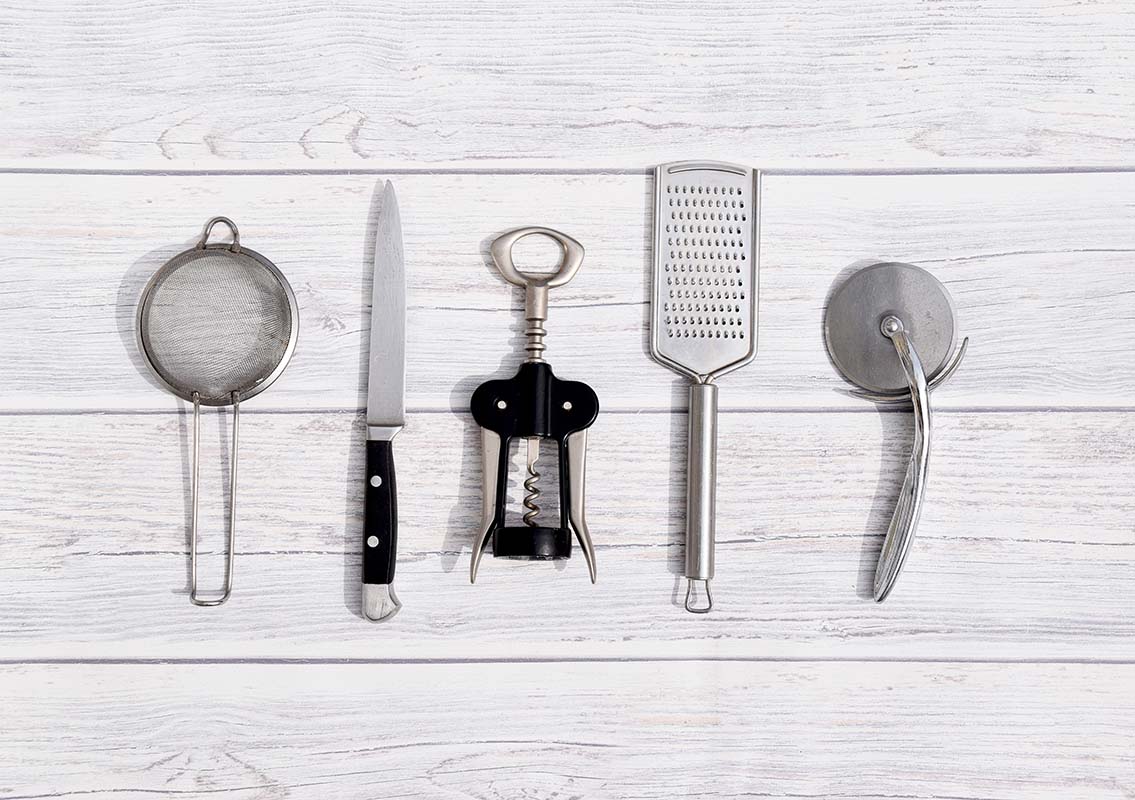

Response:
(141, 249), (293, 404)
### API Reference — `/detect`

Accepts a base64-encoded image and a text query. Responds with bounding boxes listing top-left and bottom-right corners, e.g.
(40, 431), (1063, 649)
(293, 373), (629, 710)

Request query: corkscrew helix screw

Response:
(522, 438), (542, 526)
(470, 227), (599, 584)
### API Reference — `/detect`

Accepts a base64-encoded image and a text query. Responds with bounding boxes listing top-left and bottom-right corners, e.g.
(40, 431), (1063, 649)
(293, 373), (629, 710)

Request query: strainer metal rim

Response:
(136, 241), (300, 407)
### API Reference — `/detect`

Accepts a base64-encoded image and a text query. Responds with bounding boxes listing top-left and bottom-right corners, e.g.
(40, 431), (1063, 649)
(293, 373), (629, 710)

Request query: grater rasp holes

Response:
(661, 182), (749, 340)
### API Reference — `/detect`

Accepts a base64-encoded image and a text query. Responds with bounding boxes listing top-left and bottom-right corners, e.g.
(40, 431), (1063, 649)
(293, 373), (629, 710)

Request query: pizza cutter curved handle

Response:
(872, 317), (932, 603)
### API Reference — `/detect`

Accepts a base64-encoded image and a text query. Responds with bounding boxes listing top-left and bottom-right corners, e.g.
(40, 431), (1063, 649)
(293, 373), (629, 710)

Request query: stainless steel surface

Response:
(650, 161), (760, 613)
(137, 216), (298, 406)
(470, 427), (502, 583)
(523, 437), (542, 527)
(188, 391), (238, 607)
(824, 262), (967, 602)
(362, 583), (402, 623)
(137, 217), (297, 606)
(650, 161), (760, 382)
(684, 381), (717, 613)
(366, 425), (404, 441)
(366, 181), (406, 437)
(824, 262), (956, 396)
(873, 317), (931, 602)
(566, 429), (597, 584)
(851, 338), (969, 404)
(490, 226), (584, 363)
(685, 580), (713, 615)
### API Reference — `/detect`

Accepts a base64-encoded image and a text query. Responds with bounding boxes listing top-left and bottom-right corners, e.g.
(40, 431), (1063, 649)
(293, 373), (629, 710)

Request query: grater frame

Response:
(650, 161), (761, 382)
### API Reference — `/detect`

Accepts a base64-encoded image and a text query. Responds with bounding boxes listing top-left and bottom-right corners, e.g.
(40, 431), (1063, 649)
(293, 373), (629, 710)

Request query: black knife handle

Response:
(363, 439), (397, 585)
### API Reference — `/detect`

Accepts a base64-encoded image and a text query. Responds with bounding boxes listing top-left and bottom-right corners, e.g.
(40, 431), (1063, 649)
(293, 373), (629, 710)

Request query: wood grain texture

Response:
(0, 1), (1133, 169)
(1, 662), (1132, 799)
(3, 3), (1134, 792)
(2, 409), (1131, 660)
(0, 171), (1132, 412)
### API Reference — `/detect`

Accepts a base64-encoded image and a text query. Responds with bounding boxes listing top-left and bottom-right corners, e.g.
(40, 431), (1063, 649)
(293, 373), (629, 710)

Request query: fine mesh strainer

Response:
(137, 217), (298, 606)
(650, 161), (761, 613)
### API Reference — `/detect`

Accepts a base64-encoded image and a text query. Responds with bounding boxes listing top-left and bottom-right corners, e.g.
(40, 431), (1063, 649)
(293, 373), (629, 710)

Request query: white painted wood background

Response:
(0, 2), (1132, 798)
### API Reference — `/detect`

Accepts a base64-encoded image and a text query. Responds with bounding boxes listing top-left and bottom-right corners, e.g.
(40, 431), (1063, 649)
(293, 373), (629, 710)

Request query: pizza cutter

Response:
(824, 262), (968, 602)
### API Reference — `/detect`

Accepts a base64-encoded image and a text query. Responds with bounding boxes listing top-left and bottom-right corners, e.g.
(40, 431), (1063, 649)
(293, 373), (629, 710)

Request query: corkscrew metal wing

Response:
(824, 262), (968, 602)
(470, 227), (599, 584)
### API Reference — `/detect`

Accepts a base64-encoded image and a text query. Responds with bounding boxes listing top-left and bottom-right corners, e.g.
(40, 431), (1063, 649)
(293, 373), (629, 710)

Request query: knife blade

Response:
(362, 180), (405, 622)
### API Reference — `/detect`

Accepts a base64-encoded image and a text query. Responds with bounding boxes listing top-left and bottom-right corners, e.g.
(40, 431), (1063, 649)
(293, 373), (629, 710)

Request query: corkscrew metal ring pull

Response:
(491, 227), (585, 364)
(824, 262), (968, 602)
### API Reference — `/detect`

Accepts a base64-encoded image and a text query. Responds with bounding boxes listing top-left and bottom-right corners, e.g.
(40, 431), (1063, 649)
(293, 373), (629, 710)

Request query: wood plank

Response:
(0, 172), (1132, 412)
(2, 409), (1132, 660)
(1, 2), (1132, 169)
(0, 662), (1131, 799)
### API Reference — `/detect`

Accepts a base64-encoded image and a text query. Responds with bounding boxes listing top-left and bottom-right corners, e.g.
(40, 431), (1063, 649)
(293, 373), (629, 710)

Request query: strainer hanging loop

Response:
(197, 216), (241, 253)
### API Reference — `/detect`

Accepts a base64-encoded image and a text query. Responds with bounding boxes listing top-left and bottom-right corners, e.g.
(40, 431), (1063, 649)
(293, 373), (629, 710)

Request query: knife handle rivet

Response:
(367, 535), (379, 548)
(370, 475), (383, 488)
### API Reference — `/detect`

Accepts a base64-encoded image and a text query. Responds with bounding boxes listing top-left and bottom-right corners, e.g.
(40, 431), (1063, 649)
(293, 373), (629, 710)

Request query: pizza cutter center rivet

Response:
(881, 315), (904, 338)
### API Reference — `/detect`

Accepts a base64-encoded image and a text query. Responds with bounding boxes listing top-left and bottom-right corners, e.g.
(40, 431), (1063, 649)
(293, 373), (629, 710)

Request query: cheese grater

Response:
(650, 161), (760, 613)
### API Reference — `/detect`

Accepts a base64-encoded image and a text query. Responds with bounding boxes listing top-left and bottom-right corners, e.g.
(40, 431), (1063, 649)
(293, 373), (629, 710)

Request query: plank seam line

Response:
(2, 165), (1135, 178)
(0, 657), (1131, 666)
(0, 406), (1131, 417)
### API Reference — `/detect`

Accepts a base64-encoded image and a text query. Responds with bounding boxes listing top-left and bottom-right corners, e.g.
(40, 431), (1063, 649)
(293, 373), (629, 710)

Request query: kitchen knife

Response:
(362, 180), (405, 622)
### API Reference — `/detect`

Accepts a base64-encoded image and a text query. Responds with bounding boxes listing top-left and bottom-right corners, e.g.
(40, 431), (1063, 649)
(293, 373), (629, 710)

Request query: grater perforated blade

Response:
(650, 160), (761, 614)
(651, 161), (760, 381)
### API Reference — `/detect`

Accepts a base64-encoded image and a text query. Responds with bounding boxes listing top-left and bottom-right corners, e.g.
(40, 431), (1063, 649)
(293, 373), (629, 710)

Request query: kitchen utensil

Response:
(470, 227), (599, 583)
(824, 261), (968, 601)
(362, 181), (406, 622)
(650, 161), (761, 613)
(137, 216), (298, 606)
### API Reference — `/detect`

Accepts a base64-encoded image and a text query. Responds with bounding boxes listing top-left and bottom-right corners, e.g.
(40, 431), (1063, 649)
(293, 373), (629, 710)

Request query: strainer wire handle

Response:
(189, 391), (240, 606)
(197, 216), (241, 254)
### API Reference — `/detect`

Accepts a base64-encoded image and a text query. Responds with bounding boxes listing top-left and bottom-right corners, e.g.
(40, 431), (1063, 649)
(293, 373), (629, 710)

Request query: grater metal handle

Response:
(684, 381), (717, 613)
